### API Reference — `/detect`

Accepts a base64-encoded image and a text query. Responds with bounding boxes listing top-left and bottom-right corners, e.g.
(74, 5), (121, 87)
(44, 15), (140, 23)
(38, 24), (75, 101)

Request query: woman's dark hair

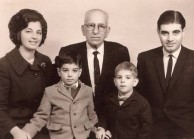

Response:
(55, 50), (82, 69)
(157, 10), (186, 30)
(8, 9), (47, 48)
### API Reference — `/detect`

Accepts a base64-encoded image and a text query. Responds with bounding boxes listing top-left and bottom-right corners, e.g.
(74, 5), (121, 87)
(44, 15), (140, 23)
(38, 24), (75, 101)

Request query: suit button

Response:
(74, 125), (77, 128)
(73, 113), (76, 116)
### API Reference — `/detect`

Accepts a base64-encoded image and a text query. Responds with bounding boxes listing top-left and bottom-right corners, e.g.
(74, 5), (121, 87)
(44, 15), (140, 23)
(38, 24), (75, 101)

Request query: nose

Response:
(93, 25), (99, 34)
(68, 71), (72, 77)
(32, 32), (37, 39)
(121, 78), (125, 83)
(167, 34), (173, 41)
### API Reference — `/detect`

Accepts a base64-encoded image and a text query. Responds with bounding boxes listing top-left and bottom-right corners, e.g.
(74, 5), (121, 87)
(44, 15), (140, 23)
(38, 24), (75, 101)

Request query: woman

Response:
(0, 9), (52, 139)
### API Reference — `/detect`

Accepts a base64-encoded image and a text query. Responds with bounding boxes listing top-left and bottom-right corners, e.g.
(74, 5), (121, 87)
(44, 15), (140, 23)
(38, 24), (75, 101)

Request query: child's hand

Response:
(95, 127), (106, 139)
(10, 126), (31, 139)
(105, 130), (112, 139)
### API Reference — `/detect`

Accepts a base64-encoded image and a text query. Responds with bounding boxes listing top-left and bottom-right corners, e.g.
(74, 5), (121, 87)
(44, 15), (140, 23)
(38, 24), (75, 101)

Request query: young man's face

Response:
(158, 23), (185, 53)
(114, 70), (138, 95)
(20, 21), (42, 50)
(57, 63), (82, 86)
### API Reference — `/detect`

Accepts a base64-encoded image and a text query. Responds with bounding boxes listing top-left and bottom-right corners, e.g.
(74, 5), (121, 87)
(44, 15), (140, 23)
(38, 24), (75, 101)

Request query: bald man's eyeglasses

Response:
(84, 23), (108, 32)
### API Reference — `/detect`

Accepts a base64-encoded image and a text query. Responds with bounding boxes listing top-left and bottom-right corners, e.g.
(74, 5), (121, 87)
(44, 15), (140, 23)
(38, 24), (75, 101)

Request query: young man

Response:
(137, 10), (194, 139)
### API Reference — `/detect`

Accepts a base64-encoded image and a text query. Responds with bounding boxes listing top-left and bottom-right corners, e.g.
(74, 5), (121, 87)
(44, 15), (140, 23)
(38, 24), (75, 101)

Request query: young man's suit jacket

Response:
(55, 41), (130, 115)
(23, 81), (98, 139)
(137, 46), (194, 136)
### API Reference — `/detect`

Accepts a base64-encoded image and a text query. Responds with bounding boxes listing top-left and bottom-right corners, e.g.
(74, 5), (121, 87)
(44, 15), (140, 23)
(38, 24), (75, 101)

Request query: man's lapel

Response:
(154, 47), (166, 93)
(80, 43), (92, 86)
(100, 41), (111, 83)
(168, 46), (188, 92)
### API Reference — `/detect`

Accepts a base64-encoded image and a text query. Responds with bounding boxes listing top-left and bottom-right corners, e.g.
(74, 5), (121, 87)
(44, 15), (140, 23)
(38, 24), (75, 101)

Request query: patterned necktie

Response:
(93, 51), (100, 89)
(165, 54), (173, 90)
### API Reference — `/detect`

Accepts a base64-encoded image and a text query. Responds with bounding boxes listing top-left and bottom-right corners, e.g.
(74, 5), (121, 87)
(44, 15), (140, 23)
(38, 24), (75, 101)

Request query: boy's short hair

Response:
(115, 61), (138, 78)
(55, 50), (82, 68)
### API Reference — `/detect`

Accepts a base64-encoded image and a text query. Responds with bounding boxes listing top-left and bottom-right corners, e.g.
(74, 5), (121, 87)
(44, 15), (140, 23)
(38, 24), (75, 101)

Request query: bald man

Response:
(53, 9), (130, 117)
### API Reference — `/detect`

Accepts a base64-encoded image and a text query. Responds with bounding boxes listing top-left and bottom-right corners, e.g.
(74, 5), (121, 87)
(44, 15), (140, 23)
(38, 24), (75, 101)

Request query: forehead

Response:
(160, 23), (182, 31)
(61, 63), (79, 68)
(85, 11), (108, 25)
(26, 21), (42, 30)
(116, 69), (133, 76)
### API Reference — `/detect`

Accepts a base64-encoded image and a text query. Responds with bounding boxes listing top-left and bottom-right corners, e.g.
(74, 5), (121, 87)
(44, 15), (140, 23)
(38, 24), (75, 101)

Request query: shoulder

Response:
(35, 51), (51, 63)
(182, 46), (194, 56)
(138, 46), (162, 57)
(60, 41), (86, 51)
(133, 90), (149, 105)
(105, 41), (127, 49)
(80, 81), (93, 91)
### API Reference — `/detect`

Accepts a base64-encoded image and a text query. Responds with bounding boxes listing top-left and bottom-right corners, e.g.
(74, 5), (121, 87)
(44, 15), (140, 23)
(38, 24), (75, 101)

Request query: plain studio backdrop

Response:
(0, 0), (194, 65)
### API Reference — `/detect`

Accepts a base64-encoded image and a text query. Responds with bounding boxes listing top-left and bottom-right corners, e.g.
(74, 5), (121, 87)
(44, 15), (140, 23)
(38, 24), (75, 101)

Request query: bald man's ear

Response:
(105, 27), (111, 38)
(81, 25), (86, 36)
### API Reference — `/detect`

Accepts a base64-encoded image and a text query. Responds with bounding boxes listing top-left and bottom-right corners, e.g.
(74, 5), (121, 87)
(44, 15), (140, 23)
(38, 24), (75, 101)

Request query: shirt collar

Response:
(60, 80), (79, 89)
(163, 45), (182, 59)
(86, 42), (104, 55)
(118, 90), (133, 100)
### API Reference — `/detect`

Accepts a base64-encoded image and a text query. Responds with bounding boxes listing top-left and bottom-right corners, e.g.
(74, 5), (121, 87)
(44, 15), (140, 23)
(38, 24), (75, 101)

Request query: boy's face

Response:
(57, 63), (82, 86)
(114, 69), (138, 95)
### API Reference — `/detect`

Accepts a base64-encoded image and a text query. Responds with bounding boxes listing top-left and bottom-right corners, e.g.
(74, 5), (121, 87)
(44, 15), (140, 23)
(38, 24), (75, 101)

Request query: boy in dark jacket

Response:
(96, 61), (152, 139)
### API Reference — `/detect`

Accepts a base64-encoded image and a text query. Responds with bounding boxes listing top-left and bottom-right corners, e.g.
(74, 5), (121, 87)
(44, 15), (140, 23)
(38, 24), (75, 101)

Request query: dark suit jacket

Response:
(137, 46), (194, 136)
(98, 90), (152, 139)
(53, 41), (130, 115)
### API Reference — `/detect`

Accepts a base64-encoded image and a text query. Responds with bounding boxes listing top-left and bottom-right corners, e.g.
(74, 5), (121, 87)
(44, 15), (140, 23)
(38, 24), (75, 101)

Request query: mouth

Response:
(120, 85), (126, 88)
(166, 43), (175, 46)
(91, 37), (100, 39)
(29, 41), (38, 45)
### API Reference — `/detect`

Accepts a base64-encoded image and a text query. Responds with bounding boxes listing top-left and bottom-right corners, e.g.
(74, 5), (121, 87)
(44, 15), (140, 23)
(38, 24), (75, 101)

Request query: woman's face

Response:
(20, 21), (42, 51)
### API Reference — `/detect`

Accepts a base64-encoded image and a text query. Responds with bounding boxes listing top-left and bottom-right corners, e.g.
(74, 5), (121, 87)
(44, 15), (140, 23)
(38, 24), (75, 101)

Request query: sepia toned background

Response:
(0, 0), (194, 65)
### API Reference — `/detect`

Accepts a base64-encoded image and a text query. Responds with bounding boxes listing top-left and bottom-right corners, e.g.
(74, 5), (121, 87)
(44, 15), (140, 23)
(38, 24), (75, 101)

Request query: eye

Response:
(161, 31), (168, 36)
(173, 30), (180, 35)
(37, 31), (42, 35)
(98, 24), (107, 29)
(25, 30), (32, 33)
(73, 69), (78, 72)
(116, 76), (122, 79)
(62, 69), (68, 72)
(126, 76), (131, 79)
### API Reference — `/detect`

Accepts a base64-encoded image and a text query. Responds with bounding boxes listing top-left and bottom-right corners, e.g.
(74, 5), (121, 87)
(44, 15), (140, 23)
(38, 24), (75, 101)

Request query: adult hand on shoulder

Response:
(10, 126), (31, 139)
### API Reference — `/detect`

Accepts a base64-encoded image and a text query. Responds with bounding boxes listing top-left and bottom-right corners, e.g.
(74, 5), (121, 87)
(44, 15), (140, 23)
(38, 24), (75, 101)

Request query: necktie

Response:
(93, 51), (100, 87)
(165, 54), (173, 90)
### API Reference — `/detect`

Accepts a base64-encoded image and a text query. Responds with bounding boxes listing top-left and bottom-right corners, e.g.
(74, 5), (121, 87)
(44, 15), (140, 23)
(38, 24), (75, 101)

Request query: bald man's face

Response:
(82, 10), (110, 49)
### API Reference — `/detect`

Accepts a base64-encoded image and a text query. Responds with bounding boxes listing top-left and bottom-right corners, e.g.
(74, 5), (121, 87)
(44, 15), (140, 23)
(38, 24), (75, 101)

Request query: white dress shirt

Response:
(163, 46), (181, 77)
(86, 43), (104, 93)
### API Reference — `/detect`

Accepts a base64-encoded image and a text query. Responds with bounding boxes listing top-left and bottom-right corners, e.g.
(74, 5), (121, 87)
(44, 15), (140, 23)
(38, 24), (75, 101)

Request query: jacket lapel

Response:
(80, 43), (92, 86)
(154, 47), (166, 93)
(57, 83), (73, 100)
(168, 46), (188, 92)
(100, 41), (111, 83)
(109, 93), (120, 106)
